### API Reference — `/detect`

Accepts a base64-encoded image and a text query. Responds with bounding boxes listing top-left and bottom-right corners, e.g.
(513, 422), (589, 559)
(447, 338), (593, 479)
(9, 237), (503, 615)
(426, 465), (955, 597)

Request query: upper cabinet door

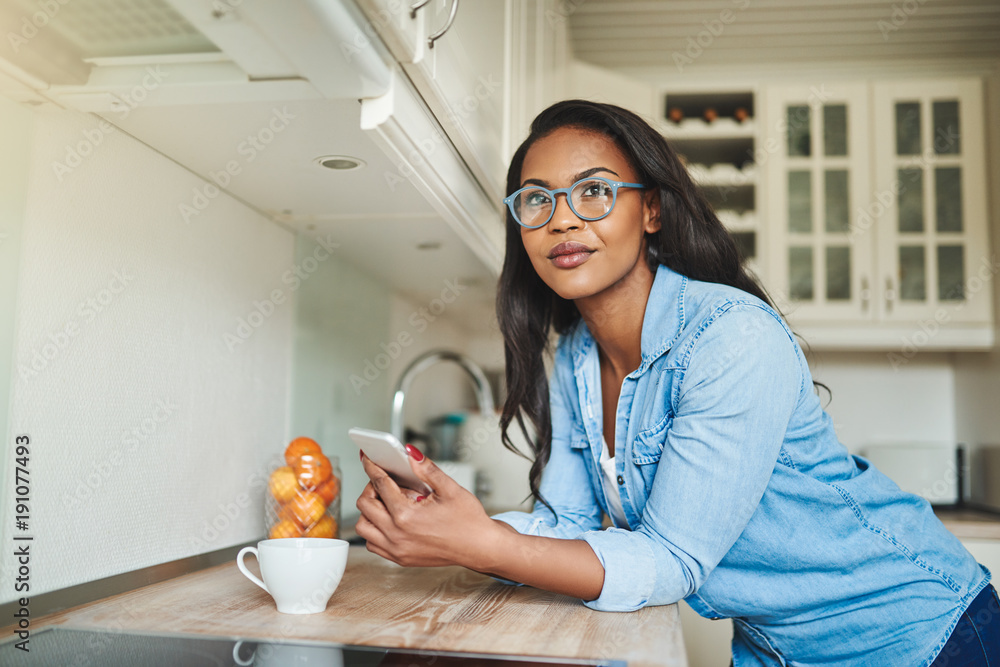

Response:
(361, 69), (504, 274)
(872, 79), (991, 328)
(403, 0), (509, 203)
(353, 0), (427, 65)
(764, 82), (872, 324)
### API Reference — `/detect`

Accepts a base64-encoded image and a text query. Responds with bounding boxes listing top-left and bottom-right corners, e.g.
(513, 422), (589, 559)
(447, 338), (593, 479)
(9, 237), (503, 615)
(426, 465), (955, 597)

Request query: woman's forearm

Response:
(464, 519), (605, 602)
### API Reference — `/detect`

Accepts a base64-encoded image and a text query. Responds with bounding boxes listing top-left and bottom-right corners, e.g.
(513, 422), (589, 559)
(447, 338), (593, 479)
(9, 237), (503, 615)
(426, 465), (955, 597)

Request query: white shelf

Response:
(660, 117), (756, 139)
(688, 163), (757, 187)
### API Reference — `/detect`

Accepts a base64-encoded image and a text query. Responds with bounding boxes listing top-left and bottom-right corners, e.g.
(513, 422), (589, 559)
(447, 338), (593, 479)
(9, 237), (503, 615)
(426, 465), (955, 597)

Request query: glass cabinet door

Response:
(765, 84), (872, 323)
(873, 79), (991, 326)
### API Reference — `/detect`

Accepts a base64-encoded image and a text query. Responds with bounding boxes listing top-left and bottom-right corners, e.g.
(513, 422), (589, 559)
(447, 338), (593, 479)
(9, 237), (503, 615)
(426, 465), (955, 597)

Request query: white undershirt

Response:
(599, 437), (629, 528)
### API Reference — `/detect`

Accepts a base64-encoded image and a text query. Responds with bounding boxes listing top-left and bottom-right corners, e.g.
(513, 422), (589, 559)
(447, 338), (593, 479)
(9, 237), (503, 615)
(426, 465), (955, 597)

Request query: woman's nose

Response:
(547, 192), (582, 232)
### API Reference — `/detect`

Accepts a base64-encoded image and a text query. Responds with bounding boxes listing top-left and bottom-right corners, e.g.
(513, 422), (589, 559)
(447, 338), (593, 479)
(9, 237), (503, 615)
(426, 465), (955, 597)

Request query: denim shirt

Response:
(491, 264), (990, 666)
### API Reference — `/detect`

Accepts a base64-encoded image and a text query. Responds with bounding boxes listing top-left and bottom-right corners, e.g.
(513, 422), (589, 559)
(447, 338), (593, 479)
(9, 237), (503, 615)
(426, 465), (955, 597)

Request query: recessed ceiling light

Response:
(314, 155), (366, 171)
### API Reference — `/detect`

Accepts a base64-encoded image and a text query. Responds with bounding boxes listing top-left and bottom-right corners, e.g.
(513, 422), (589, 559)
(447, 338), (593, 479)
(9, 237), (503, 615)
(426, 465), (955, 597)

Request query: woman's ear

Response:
(642, 189), (661, 234)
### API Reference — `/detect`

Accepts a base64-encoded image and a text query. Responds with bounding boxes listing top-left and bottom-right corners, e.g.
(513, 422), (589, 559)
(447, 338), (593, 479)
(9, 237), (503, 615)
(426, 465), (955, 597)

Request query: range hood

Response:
(0, 0), (391, 102)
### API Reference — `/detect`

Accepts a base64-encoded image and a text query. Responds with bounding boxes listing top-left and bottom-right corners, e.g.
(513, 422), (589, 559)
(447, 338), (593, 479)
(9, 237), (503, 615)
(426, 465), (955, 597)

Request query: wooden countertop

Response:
(935, 507), (1000, 540)
(9, 546), (686, 667)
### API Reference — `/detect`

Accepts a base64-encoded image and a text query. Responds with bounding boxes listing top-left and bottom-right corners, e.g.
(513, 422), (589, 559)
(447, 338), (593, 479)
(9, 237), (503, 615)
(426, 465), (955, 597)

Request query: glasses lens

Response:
(571, 179), (614, 220)
(513, 188), (552, 227)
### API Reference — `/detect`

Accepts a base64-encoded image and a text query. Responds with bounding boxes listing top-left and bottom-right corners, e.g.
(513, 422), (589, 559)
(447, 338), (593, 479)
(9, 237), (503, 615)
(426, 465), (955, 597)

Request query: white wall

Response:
(0, 96), (30, 479)
(287, 235), (393, 525)
(569, 60), (657, 123)
(0, 104), (295, 602)
(806, 351), (956, 452)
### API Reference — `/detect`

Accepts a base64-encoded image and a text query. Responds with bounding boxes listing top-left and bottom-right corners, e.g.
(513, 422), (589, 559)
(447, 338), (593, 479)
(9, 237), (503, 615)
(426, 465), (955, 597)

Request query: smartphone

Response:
(348, 427), (434, 496)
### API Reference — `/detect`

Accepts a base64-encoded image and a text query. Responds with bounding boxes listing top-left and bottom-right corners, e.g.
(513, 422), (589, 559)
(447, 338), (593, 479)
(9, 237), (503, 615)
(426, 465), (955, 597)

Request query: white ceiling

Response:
(99, 97), (498, 334)
(107, 98), (431, 219)
(568, 0), (1000, 78)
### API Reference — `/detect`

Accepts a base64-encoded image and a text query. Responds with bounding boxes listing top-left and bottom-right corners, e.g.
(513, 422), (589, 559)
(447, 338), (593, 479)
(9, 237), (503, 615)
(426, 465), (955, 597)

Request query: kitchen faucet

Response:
(390, 350), (495, 447)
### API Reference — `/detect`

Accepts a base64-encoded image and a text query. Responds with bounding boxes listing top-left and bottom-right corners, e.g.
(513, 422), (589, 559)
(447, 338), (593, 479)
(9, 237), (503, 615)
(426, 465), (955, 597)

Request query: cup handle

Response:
(236, 546), (269, 593)
(232, 640), (255, 666)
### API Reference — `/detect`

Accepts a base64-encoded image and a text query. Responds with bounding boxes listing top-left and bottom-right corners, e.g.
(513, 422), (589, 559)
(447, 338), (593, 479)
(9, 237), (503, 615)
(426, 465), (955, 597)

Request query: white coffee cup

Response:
(232, 640), (344, 667)
(236, 538), (349, 614)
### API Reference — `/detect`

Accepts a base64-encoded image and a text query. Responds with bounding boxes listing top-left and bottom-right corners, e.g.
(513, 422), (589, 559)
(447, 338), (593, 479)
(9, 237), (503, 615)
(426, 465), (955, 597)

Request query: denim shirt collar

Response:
(566, 264), (688, 379)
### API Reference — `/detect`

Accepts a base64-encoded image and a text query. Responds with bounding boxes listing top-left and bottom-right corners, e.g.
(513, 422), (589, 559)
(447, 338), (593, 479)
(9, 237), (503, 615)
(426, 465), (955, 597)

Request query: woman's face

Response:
(517, 126), (660, 301)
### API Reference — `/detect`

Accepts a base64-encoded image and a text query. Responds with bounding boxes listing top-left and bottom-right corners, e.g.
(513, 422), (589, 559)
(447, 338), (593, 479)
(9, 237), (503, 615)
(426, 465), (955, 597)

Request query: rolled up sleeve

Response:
(579, 305), (803, 611)
(489, 346), (604, 585)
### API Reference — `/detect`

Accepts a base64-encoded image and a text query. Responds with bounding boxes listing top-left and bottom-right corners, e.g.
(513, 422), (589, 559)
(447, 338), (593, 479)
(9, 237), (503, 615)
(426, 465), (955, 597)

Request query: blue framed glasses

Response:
(503, 177), (646, 229)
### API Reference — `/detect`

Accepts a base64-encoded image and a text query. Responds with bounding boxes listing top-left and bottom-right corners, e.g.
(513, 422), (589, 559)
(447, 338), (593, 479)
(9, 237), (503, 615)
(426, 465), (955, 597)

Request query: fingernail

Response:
(359, 450), (364, 461)
(416, 495), (427, 502)
(405, 443), (424, 462)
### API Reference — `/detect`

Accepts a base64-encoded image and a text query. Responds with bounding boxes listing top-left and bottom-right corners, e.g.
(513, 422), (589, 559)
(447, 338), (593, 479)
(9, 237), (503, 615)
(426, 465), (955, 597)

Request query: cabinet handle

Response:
(427, 0), (459, 49)
(409, 0), (431, 19)
(884, 277), (896, 314)
(860, 276), (870, 313)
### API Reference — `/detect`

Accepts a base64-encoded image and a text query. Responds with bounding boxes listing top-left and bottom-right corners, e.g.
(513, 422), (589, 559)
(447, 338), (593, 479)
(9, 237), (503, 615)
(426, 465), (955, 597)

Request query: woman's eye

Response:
(524, 191), (550, 208)
(579, 181), (612, 198)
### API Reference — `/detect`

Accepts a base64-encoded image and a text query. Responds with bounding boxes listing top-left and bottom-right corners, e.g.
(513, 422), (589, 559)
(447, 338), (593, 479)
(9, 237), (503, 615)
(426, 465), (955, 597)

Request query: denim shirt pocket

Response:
(633, 412), (672, 465)
(632, 367), (678, 465)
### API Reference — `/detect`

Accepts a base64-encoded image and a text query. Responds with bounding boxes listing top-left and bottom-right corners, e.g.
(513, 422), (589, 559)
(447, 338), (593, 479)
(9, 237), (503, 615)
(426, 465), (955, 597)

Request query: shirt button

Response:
(617, 475), (624, 485)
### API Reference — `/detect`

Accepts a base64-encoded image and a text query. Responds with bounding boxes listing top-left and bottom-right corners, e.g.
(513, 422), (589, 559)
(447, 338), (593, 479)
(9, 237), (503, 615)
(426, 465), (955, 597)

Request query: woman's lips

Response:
(548, 241), (595, 269)
(551, 251), (593, 268)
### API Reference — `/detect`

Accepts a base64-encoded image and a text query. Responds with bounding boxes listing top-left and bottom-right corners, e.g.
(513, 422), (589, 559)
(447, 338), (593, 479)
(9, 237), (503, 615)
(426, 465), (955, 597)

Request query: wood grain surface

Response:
(7, 546), (687, 666)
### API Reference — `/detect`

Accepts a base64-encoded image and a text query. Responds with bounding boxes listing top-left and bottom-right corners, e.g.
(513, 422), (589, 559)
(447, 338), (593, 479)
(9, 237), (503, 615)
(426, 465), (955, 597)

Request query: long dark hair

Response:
(495, 99), (779, 517)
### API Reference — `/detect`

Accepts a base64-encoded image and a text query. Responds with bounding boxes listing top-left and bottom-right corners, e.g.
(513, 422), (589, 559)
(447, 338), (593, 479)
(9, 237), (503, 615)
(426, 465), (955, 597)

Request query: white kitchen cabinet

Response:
(872, 79), (992, 330)
(507, 0), (571, 162)
(353, 0), (427, 65)
(764, 82), (872, 324)
(356, 0), (570, 215)
(353, 0), (508, 202)
(360, 68), (504, 272)
(403, 0), (509, 203)
(763, 78), (993, 350)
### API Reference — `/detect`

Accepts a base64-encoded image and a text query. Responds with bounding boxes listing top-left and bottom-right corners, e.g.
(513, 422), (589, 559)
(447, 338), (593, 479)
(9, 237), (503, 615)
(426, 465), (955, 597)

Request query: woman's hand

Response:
(356, 447), (606, 600)
(355, 447), (499, 569)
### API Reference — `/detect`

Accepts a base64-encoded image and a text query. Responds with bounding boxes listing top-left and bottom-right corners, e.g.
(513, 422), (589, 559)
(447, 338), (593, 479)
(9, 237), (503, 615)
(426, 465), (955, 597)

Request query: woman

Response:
(357, 100), (998, 665)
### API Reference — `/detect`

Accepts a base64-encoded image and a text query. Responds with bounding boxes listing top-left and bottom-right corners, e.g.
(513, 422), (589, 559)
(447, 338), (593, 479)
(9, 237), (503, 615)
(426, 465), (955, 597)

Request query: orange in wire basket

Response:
(281, 490), (327, 529)
(315, 476), (339, 506)
(268, 466), (299, 504)
(294, 453), (332, 490)
(268, 519), (301, 539)
(284, 437), (322, 467)
(304, 514), (337, 539)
